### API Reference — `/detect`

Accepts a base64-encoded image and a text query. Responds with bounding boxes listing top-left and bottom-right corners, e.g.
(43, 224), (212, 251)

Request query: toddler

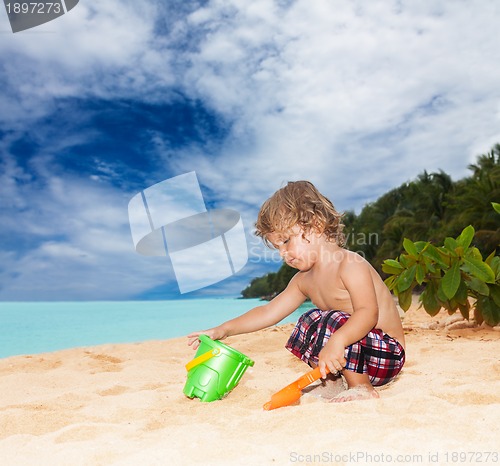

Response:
(188, 181), (405, 401)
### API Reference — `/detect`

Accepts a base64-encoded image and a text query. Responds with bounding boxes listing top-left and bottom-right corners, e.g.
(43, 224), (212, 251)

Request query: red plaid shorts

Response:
(285, 309), (405, 386)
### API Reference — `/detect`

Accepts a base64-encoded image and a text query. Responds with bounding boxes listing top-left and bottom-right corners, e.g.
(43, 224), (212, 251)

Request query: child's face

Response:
(266, 226), (320, 271)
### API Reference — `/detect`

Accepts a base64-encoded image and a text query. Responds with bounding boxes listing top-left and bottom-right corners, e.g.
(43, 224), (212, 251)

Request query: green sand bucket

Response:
(184, 335), (254, 402)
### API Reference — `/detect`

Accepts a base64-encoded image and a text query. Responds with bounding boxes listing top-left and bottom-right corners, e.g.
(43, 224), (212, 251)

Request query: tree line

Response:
(241, 144), (500, 299)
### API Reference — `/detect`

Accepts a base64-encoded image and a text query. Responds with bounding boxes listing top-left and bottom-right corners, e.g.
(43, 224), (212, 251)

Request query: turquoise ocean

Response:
(0, 298), (312, 359)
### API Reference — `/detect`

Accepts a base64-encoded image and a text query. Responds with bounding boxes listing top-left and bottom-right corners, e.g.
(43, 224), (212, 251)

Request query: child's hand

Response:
(187, 326), (227, 350)
(317, 338), (347, 379)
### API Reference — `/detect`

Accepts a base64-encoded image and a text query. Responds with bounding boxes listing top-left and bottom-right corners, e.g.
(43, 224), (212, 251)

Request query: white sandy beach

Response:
(0, 298), (499, 466)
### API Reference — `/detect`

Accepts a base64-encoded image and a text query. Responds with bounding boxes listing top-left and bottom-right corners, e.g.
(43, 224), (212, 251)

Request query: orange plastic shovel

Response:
(263, 366), (330, 410)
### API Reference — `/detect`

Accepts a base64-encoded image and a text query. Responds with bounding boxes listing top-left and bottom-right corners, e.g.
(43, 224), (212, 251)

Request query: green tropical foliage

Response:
(383, 225), (500, 326)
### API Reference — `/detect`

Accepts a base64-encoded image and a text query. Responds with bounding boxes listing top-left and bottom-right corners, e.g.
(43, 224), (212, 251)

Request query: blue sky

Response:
(1, 0), (500, 301)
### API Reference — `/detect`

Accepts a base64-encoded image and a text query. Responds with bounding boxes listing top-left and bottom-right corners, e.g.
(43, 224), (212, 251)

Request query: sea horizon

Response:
(0, 298), (310, 359)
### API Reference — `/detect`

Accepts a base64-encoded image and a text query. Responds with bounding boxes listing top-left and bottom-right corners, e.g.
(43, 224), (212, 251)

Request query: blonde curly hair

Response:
(255, 181), (346, 247)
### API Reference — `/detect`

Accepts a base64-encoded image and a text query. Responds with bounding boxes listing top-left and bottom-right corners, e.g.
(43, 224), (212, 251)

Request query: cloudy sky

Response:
(1, 0), (499, 301)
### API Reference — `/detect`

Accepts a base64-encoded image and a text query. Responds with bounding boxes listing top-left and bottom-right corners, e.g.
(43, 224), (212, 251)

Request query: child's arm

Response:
(317, 258), (379, 377)
(187, 274), (307, 349)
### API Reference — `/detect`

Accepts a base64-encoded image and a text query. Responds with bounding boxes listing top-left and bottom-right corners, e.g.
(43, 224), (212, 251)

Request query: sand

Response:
(0, 298), (499, 466)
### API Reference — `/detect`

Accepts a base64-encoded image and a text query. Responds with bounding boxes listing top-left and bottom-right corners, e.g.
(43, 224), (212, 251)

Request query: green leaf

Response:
(458, 301), (470, 320)
(421, 282), (441, 316)
(466, 247), (483, 261)
(403, 238), (418, 257)
(438, 247), (454, 263)
(398, 288), (413, 311)
(415, 264), (425, 285)
(488, 256), (500, 279)
(397, 265), (417, 293)
(477, 296), (500, 326)
(437, 282), (448, 302)
(444, 237), (458, 253)
(447, 297), (460, 313)
(489, 284), (500, 308)
(384, 259), (404, 269)
(454, 280), (468, 305)
(456, 225), (474, 250)
(399, 254), (411, 267)
(414, 241), (429, 254)
(384, 275), (397, 290)
(426, 261), (436, 273)
(485, 250), (497, 267)
(442, 261), (461, 299)
(382, 259), (404, 275)
(383, 265), (405, 275)
(462, 257), (496, 283)
(467, 277), (490, 296)
(492, 202), (500, 214)
(443, 299), (455, 314)
(423, 244), (448, 268)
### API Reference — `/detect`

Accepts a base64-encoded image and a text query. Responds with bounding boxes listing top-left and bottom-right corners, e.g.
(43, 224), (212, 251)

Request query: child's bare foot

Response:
(330, 386), (379, 403)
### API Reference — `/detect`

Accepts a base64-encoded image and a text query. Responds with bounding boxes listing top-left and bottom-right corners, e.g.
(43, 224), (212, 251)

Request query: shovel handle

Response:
(296, 366), (331, 389)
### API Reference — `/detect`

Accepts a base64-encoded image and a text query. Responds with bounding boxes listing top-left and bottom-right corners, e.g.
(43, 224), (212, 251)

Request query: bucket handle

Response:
(185, 347), (221, 372)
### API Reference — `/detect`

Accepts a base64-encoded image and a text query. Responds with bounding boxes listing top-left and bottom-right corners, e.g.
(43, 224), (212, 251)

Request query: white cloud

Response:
(171, 0), (500, 211)
(1, 0), (500, 300)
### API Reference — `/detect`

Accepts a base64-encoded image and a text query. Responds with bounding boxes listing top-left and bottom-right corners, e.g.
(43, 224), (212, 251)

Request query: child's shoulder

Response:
(335, 248), (365, 262)
(336, 249), (370, 272)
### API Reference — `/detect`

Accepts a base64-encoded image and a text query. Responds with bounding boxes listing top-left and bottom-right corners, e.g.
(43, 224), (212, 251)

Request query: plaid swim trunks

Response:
(285, 309), (405, 386)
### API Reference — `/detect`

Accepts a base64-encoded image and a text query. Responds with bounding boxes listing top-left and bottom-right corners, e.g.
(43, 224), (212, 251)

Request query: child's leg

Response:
(332, 331), (404, 402)
(285, 309), (405, 402)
